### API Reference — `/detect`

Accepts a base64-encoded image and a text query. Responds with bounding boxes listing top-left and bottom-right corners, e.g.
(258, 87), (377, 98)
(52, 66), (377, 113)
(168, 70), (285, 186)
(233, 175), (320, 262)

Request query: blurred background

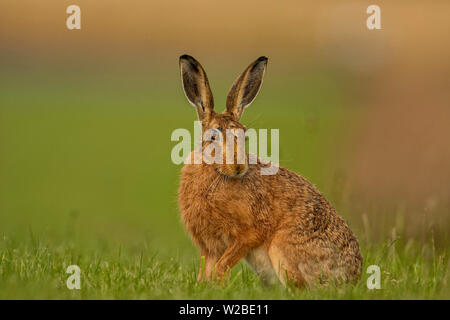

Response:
(1, 0), (449, 263)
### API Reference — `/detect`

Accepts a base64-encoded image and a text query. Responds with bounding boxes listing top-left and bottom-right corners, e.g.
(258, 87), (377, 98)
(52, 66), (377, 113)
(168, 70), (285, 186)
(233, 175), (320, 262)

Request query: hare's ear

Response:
(226, 56), (268, 120)
(179, 55), (214, 121)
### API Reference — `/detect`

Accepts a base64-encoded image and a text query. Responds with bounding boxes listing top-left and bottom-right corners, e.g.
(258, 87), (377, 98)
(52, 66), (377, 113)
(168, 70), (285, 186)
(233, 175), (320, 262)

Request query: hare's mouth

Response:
(217, 164), (248, 178)
(234, 167), (248, 177)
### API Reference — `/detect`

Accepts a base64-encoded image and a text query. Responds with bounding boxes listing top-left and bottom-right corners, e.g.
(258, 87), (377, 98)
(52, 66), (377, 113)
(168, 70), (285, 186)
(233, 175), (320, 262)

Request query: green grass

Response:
(0, 68), (448, 299)
(0, 235), (448, 299)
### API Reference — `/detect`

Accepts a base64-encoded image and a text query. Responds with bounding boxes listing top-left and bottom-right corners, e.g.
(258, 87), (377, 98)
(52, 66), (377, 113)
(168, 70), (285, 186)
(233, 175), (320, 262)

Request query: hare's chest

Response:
(181, 207), (230, 255)
(180, 195), (252, 254)
(182, 197), (249, 235)
(179, 171), (254, 250)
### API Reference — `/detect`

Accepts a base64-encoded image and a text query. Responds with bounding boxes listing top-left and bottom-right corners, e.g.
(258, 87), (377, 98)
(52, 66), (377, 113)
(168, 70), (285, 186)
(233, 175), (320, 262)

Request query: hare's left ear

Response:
(179, 55), (214, 121)
(225, 56), (268, 120)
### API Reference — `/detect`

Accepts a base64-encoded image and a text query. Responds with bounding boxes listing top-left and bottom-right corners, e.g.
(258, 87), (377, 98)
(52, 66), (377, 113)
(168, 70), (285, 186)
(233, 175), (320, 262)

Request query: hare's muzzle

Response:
(220, 135), (248, 178)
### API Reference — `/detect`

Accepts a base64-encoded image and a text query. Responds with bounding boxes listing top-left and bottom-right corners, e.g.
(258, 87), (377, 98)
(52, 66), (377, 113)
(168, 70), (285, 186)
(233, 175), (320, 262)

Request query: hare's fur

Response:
(178, 55), (362, 287)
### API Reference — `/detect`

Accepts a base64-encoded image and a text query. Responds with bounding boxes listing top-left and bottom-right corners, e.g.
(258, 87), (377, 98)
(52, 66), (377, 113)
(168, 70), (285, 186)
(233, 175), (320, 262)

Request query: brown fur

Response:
(178, 55), (362, 287)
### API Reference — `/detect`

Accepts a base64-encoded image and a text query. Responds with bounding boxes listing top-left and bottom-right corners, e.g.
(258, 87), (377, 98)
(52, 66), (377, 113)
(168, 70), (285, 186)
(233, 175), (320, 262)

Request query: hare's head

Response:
(179, 55), (267, 178)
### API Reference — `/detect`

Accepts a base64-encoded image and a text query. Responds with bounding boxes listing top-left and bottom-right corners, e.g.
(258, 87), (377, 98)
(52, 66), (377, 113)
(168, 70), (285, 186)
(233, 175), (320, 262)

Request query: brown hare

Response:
(178, 54), (362, 287)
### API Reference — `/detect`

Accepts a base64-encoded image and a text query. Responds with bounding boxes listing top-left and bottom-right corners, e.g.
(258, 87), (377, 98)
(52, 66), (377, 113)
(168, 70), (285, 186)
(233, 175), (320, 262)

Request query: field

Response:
(1, 67), (449, 299)
(1, 237), (448, 299)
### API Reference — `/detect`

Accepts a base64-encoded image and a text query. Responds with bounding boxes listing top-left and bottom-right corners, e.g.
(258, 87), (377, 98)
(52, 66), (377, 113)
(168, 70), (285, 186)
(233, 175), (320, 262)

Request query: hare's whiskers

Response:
(203, 174), (221, 198)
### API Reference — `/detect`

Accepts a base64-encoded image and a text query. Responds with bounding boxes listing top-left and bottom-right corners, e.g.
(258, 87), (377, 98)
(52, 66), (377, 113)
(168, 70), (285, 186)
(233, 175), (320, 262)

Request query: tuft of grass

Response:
(0, 234), (448, 299)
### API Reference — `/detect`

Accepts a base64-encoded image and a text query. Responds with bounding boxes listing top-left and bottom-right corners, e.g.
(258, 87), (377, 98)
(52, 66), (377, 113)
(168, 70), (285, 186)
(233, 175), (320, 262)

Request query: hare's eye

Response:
(210, 129), (219, 140)
(209, 127), (222, 141)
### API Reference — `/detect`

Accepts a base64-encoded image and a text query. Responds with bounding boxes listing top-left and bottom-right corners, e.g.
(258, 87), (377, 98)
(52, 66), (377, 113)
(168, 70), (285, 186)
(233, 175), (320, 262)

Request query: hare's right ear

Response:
(179, 55), (214, 121)
(226, 56), (268, 120)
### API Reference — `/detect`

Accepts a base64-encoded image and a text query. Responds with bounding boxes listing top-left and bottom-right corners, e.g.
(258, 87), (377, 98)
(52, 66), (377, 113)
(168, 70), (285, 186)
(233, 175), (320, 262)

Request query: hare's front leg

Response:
(214, 239), (256, 281)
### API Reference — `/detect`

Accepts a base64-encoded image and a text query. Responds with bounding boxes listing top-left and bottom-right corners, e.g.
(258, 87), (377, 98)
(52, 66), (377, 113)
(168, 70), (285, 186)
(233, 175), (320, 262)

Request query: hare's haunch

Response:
(178, 55), (362, 287)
